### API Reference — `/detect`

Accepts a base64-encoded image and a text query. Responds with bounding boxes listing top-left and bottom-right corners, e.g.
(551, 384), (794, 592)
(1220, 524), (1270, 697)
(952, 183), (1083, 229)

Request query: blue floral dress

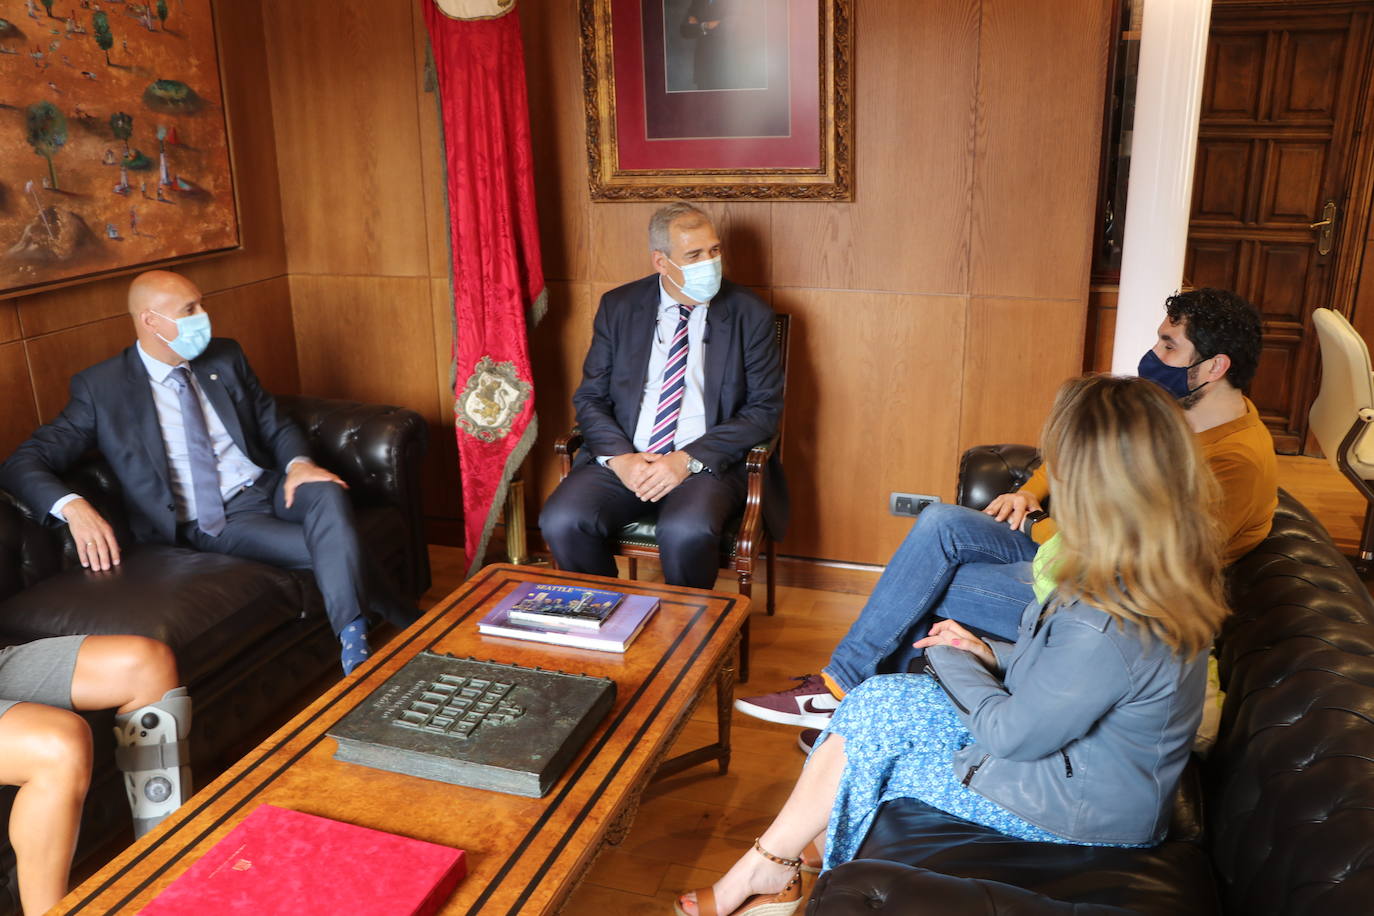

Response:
(813, 673), (1143, 870)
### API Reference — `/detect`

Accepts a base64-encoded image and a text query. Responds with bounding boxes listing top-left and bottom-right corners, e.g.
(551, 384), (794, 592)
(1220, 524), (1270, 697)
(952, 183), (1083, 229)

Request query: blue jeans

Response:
(823, 503), (1038, 693)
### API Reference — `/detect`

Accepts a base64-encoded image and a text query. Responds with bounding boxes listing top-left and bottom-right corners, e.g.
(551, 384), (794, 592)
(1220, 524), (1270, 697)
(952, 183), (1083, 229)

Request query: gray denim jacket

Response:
(925, 596), (1207, 845)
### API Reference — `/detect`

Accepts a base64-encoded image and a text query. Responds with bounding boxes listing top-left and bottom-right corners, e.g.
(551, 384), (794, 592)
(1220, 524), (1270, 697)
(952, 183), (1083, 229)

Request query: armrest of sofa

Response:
(276, 395), (430, 596)
(808, 861), (1135, 915)
(957, 444), (1042, 511)
(0, 496), (25, 607)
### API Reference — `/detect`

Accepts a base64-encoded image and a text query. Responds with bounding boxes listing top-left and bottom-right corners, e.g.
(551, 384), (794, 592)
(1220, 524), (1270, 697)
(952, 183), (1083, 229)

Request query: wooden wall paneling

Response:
(15, 273), (140, 340)
(262, 0), (429, 278)
(519, 0), (591, 283)
(970, 0), (1111, 300)
(769, 0), (978, 295)
(289, 276), (438, 417)
(0, 302), (19, 343)
(0, 342), (39, 459)
(24, 316), (132, 422)
(183, 0), (288, 293)
(770, 289), (967, 566)
(588, 204), (661, 284)
(526, 281), (598, 514)
(1351, 222), (1374, 345)
(427, 277), (462, 522)
(203, 277), (300, 397)
(411, 0), (456, 283)
(1085, 286), (1117, 373)
(960, 297), (1087, 452)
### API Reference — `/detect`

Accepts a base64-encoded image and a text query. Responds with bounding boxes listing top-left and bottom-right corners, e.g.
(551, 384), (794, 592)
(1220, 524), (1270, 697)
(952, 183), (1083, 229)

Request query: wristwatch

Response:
(687, 456), (706, 474)
(1020, 509), (1049, 536)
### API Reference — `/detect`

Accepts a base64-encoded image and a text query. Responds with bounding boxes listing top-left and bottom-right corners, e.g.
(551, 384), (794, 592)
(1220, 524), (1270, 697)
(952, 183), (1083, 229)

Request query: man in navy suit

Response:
(540, 203), (788, 588)
(0, 270), (411, 675)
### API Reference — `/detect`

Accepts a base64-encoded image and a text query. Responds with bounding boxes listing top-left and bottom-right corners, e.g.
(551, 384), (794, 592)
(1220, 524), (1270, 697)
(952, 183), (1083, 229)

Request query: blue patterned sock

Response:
(339, 616), (371, 675)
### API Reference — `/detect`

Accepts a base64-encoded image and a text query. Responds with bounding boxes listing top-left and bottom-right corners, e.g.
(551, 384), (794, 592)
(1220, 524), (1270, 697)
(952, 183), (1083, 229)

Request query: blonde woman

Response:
(675, 376), (1229, 916)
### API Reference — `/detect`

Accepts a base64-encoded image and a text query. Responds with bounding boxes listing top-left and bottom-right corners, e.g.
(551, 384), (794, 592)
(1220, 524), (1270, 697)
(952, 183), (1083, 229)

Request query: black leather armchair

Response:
(807, 445), (1374, 915)
(0, 396), (429, 914)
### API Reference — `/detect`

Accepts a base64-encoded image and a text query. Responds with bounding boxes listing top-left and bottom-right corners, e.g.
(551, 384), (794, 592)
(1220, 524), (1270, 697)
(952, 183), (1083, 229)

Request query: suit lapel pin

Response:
(210, 373), (218, 380)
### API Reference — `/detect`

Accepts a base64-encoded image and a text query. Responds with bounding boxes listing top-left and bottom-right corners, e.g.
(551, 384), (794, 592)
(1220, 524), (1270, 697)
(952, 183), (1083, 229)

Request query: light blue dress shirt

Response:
(52, 343), (279, 523)
(599, 281), (709, 466)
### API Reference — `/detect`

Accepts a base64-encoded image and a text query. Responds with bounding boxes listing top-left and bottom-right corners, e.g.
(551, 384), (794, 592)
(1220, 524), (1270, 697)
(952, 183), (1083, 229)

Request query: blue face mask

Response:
(1138, 348), (1208, 400)
(152, 310), (213, 361)
(665, 255), (723, 304)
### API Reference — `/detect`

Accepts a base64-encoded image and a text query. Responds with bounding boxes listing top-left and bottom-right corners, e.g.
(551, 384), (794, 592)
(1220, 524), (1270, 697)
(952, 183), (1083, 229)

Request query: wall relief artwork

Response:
(0, 0), (239, 299)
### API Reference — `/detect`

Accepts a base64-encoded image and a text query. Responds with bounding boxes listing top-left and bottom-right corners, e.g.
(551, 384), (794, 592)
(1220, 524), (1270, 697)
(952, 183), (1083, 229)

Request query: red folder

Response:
(139, 804), (466, 915)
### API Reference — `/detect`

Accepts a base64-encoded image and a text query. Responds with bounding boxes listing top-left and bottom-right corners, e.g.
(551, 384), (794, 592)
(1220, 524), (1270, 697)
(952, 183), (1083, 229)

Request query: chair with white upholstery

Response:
(1309, 307), (1374, 573)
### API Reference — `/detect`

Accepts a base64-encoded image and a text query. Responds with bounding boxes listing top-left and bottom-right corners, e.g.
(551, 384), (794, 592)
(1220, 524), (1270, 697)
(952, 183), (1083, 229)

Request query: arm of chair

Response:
(276, 395), (429, 595)
(807, 860), (1134, 915)
(956, 444), (1042, 511)
(554, 427), (584, 481)
(732, 436), (777, 562)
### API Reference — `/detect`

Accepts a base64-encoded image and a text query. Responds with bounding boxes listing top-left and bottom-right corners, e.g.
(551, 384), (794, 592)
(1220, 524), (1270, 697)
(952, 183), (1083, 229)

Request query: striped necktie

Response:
(647, 304), (694, 455)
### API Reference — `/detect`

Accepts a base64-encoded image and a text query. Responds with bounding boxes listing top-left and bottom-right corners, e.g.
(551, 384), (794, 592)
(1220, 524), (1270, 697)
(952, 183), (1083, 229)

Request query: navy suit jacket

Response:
(571, 275), (790, 538)
(0, 338), (308, 546)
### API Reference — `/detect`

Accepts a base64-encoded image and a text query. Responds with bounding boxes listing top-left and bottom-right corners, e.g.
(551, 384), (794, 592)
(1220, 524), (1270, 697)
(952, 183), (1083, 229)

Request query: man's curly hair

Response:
(1164, 288), (1263, 391)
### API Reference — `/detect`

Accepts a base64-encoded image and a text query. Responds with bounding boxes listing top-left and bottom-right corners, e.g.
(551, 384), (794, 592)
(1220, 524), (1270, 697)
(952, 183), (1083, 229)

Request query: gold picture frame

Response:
(580, 0), (853, 201)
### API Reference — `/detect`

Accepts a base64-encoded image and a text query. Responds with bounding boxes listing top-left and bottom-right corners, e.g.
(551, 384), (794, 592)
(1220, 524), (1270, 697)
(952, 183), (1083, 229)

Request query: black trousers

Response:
(179, 472), (416, 635)
(539, 463), (746, 589)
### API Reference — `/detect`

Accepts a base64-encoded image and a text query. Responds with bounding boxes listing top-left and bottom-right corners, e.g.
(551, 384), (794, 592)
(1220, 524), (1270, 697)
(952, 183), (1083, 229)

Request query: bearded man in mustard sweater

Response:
(736, 288), (1277, 740)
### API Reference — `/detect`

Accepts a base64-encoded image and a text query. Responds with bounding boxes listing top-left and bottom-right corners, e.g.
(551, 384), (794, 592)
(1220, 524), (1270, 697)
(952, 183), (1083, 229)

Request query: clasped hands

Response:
(608, 451), (692, 503)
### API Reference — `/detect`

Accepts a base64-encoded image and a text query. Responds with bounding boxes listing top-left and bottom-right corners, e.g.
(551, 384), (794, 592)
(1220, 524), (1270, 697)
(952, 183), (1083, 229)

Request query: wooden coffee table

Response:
(56, 564), (747, 915)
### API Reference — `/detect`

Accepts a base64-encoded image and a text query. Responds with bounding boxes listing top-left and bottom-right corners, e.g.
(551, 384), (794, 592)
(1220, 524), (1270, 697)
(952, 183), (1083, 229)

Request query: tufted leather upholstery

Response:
(807, 446), (1374, 915)
(0, 396), (429, 914)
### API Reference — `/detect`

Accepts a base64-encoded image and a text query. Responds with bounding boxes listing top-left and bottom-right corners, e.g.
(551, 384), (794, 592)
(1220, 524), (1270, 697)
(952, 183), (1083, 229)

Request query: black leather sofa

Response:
(0, 395), (430, 914)
(808, 444), (1374, 915)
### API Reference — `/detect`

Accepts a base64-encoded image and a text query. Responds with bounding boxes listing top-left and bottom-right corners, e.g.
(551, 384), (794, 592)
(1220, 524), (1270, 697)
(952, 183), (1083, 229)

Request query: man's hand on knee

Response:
(636, 451), (691, 503)
(62, 497), (121, 570)
(283, 459), (349, 508)
(983, 491), (1041, 530)
(607, 453), (654, 493)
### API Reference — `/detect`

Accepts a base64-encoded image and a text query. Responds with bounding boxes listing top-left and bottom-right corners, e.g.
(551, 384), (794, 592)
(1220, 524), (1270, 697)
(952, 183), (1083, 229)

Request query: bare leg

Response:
(0, 703), (93, 916)
(680, 734), (848, 916)
(69, 635), (179, 714)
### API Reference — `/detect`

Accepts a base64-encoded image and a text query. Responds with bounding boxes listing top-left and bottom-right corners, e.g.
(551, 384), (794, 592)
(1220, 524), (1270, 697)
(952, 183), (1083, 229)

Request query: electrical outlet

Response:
(890, 492), (941, 518)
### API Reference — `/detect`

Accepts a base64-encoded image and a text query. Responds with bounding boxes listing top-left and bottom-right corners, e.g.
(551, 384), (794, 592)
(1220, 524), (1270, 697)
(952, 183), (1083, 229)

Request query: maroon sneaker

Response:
(798, 728), (822, 755)
(734, 674), (841, 728)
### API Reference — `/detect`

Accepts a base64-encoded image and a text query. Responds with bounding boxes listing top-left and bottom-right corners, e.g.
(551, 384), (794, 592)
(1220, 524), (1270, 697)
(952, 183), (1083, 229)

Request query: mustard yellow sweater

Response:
(1020, 398), (1277, 564)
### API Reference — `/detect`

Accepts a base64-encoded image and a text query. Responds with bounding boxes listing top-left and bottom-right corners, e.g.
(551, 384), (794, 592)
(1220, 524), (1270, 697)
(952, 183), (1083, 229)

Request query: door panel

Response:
(1205, 32), (1268, 119)
(1185, 239), (1245, 291)
(1263, 143), (1326, 219)
(1187, 4), (1374, 453)
(1194, 142), (1254, 221)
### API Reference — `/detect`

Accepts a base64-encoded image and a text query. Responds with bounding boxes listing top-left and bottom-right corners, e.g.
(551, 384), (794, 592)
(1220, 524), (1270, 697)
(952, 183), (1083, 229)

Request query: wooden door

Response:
(1186, 2), (1374, 453)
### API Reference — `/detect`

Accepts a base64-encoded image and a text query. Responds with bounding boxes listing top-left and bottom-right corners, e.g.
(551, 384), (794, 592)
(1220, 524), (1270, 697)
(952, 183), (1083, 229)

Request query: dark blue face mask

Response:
(1138, 348), (1209, 400)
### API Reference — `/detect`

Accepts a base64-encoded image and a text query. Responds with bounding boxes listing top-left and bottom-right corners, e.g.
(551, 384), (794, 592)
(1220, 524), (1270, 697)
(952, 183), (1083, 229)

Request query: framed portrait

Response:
(0, 0), (240, 299)
(581, 0), (852, 200)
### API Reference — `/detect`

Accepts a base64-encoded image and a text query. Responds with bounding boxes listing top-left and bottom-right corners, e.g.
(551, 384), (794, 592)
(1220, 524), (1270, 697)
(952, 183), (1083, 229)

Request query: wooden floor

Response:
(416, 454), (1368, 914)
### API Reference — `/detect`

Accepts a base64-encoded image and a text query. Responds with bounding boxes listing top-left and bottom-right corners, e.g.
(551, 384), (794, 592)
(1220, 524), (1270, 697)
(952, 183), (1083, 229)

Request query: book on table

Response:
(138, 803), (466, 915)
(328, 652), (616, 797)
(478, 588), (660, 653)
(503, 581), (625, 630)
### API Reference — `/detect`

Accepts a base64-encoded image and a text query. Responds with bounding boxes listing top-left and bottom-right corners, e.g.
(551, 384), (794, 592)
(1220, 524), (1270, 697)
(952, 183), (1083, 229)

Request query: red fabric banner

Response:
(423, 5), (545, 576)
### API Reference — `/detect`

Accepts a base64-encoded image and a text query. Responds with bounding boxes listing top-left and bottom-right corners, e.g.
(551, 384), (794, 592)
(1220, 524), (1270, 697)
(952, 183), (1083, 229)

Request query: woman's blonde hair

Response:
(1041, 375), (1229, 655)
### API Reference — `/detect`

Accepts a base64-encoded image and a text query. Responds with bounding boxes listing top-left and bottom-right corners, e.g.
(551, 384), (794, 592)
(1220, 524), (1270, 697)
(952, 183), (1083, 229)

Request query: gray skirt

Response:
(0, 635), (86, 722)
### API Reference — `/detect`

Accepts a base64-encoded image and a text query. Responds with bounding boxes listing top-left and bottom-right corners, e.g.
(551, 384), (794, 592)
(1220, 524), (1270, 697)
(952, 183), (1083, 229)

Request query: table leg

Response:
(653, 633), (739, 781)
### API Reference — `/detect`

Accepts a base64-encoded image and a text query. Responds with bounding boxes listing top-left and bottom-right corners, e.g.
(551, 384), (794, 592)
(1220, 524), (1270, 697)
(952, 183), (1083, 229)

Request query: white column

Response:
(1110, 0), (1214, 374)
